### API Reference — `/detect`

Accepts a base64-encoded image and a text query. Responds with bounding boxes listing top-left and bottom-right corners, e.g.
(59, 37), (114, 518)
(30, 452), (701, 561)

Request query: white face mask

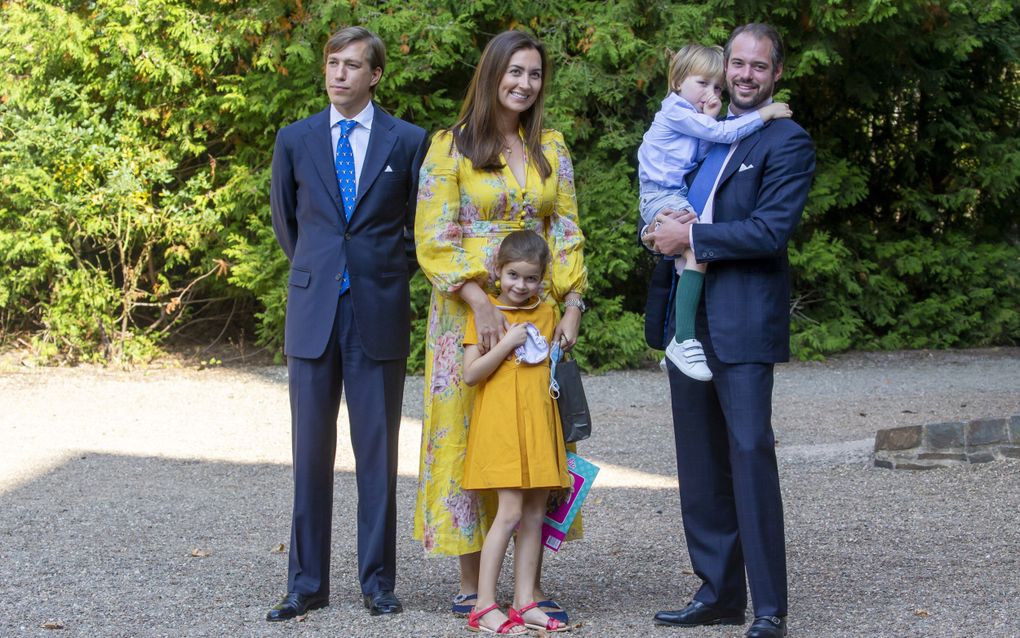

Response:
(514, 323), (549, 364)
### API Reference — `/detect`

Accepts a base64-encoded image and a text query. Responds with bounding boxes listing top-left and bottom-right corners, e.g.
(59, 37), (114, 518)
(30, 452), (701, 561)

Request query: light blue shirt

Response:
(638, 93), (764, 188)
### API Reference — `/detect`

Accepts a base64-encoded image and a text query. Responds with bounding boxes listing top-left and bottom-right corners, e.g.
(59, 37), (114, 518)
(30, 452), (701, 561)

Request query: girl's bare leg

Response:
(475, 489), (525, 633)
(514, 489), (561, 628)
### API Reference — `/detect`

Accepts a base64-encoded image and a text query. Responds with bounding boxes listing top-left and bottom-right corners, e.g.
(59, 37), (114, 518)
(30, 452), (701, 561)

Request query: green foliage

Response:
(569, 296), (651, 373)
(407, 272), (434, 374)
(0, 0), (259, 361)
(792, 232), (1020, 358)
(2, 0), (1019, 367)
(789, 0), (1020, 356)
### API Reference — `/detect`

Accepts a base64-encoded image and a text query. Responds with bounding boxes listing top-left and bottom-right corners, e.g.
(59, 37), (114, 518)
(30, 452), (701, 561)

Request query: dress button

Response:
(344, 232), (352, 240)
(335, 273), (342, 281)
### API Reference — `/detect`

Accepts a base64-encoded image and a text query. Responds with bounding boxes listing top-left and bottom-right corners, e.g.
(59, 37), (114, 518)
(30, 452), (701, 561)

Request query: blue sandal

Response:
(536, 599), (569, 624)
(452, 593), (478, 616)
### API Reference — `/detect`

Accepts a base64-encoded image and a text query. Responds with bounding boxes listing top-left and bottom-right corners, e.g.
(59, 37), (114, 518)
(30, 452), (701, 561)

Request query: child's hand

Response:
(759, 102), (792, 122)
(704, 94), (723, 119)
(502, 323), (529, 348)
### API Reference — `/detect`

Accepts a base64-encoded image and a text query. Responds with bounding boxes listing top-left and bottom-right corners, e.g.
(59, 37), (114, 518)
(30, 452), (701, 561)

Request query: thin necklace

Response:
(503, 133), (520, 155)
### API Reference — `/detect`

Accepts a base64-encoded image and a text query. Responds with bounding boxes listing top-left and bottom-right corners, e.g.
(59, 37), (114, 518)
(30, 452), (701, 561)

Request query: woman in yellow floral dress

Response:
(413, 30), (587, 622)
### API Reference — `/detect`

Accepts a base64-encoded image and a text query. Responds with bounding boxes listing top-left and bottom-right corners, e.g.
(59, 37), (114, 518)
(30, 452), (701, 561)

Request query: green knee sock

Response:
(674, 269), (704, 342)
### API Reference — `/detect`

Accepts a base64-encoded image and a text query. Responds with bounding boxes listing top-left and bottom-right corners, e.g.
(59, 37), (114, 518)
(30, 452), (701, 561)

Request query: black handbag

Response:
(550, 344), (591, 443)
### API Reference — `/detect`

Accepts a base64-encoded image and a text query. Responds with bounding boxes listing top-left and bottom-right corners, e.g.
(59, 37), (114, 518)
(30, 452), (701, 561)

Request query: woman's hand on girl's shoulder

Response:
(473, 302), (509, 354)
(461, 284), (508, 353)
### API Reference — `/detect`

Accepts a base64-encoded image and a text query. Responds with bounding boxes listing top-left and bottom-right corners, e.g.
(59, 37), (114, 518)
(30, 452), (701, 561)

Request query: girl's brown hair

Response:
(452, 30), (553, 181)
(496, 230), (551, 275)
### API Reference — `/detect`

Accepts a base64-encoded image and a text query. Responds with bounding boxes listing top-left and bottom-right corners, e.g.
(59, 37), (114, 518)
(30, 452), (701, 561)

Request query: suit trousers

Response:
(667, 302), (787, 617)
(286, 292), (405, 597)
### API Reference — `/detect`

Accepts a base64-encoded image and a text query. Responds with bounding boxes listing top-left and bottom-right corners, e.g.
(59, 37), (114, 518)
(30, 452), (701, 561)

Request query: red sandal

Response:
(467, 602), (526, 634)
(509, 601), (571, 632)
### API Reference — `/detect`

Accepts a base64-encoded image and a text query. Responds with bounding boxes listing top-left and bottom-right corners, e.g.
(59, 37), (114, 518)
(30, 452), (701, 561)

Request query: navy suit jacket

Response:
(643, 118), (815, 363)
(691, 118), (815, 363)
(270, 105), (428, 360)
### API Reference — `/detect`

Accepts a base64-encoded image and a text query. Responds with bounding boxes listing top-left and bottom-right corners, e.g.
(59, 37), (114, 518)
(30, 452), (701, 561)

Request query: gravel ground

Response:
(1, 348), (1019, 637)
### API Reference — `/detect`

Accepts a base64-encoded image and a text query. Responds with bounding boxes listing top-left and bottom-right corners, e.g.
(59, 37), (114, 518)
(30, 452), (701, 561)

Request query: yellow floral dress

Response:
(413, 128), (587, 556)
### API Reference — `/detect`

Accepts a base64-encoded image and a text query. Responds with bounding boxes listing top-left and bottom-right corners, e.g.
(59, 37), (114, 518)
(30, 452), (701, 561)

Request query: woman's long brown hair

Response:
(452, 30), (553, 181)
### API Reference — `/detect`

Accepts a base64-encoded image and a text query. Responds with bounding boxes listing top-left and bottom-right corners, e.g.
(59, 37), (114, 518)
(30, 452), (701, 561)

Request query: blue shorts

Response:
(639, 182), (691, 226)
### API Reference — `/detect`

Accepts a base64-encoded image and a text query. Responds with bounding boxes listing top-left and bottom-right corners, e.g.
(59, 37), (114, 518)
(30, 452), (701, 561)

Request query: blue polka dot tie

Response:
(335, 119), (357, 294)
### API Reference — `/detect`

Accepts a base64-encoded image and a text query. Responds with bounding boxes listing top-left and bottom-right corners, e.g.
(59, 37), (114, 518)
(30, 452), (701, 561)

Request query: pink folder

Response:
(542, 452), (600, 551)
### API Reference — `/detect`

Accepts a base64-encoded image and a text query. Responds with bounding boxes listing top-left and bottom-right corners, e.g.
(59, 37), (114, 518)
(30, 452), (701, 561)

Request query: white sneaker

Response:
(664, 338), (713, 381)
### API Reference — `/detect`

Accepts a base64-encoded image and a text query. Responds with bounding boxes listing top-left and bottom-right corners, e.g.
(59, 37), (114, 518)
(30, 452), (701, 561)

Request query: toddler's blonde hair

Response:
(666, 44), (724, 94)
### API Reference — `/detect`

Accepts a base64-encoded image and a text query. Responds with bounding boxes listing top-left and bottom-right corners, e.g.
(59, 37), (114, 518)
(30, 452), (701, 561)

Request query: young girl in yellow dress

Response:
(461, 230), (571, 635)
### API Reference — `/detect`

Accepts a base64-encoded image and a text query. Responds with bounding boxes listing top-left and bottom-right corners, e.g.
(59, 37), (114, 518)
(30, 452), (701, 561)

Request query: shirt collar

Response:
(330, 101), (374, 132)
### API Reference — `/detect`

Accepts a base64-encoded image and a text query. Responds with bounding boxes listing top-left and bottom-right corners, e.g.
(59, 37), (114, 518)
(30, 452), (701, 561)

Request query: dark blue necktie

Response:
(686, 141), (729, 218)
(335, 119), (357, 295)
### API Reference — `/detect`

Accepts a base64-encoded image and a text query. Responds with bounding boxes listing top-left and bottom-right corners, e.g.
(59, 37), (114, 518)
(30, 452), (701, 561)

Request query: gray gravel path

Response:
(1, 348), (1019, 637)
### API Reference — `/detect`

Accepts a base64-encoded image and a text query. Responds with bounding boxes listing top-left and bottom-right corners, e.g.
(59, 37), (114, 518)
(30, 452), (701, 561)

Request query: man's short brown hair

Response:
(323, 26), (386, 90)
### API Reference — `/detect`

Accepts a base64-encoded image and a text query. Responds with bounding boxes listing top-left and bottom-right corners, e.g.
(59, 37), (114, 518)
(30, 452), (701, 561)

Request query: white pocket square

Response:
(738, 163), (754, 172)
(384, 165), (394, 172)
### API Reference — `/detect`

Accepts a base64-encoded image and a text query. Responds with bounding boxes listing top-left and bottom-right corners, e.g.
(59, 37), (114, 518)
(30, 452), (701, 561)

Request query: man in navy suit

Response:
(266, 26), (427, 621)
(643, 23), (815, 638)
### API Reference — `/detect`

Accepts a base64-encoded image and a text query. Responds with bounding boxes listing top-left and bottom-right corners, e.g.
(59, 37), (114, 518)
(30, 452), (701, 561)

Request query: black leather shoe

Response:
(265, 592), (329, 621)
(654, 600), (745, 627)
(363, 590), (403, 616)
(745, 615), (787, 637)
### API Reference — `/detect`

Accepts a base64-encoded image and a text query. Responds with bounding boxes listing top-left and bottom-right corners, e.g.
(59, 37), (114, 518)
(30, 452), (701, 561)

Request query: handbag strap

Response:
(549, 342), (564, 399)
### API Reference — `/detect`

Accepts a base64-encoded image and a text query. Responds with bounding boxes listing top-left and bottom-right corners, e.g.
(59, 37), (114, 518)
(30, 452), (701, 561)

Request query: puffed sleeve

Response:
(544, 130), (588, 300)
(414, 130), (489, 295)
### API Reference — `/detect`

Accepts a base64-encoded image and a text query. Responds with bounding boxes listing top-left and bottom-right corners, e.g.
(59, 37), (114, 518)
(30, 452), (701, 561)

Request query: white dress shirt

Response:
(329, 102), (374, 190)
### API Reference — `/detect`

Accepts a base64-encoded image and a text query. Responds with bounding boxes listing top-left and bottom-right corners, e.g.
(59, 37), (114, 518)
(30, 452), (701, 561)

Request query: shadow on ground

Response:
(3, 450), (1019, 637)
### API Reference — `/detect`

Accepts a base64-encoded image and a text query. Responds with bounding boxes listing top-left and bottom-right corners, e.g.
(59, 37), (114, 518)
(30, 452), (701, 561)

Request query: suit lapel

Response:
(301, 108), (343, 212)
(718, 127), (762, 188)
(353, 107), (396, 216)
(714, 125), (762, 189)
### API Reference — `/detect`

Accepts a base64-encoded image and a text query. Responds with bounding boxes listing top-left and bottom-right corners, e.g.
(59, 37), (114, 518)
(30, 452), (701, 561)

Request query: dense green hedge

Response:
(2, 0), (1018, 368)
